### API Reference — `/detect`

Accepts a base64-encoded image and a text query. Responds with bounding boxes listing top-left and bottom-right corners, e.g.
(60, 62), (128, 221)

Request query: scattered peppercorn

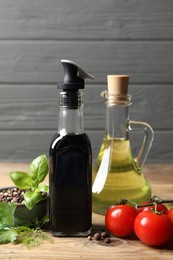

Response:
(88, 235), (93, 241)
(104, 237), (111, 244)
(94, 232), (101, 241)
(101, 231), (109, 239)
(88, 230), (111, 244)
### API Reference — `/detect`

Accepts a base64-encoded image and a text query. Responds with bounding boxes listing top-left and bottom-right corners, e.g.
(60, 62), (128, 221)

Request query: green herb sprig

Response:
(9, 154), (49, 210)
(0, 202), (52, 248)
(0, 155), (51, 248)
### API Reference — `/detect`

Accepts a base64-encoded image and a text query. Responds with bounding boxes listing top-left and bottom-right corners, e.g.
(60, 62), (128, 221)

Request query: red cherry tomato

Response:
(167, 207), (173, 224)
(137, 202), (168, 214)
(105, 205), (137, 238)
(134, 210), (173, 246)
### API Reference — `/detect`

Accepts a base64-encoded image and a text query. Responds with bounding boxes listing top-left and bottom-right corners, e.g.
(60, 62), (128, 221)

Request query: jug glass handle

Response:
(129, 120), (154, 168)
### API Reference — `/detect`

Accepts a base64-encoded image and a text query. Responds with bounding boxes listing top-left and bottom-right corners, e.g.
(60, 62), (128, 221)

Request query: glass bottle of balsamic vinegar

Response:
(92, 75), (154, 215)
(49, 60), (94, 236)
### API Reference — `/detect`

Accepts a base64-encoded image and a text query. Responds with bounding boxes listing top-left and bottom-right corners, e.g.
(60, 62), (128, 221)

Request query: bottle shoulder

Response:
(50, 133), (91, 150)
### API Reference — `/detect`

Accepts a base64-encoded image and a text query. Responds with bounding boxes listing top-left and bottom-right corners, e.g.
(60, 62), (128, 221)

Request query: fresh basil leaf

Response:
(31, 179), (39, 189)
(9, 171), (32, 190)
(0, 228), (18, 243)
(35, 184), (49, 193)
(24, 191), (42, 210)
(0, 203), (16, 226)
(30, 155), (48, 184)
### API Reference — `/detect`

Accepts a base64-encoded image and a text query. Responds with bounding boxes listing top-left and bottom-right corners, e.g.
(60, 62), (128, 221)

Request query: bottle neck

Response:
(102, 92), (131, 139)
(57, 92), (84, 135)
(105, 101), (130, 140)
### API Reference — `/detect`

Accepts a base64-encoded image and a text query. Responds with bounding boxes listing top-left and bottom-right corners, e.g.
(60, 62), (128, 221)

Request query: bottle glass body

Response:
(49, 92), (92, 236)
(92, 94), (152, 215)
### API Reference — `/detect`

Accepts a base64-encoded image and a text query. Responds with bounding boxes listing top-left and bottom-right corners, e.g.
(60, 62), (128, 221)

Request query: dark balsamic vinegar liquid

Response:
(49, 133), (92, 236)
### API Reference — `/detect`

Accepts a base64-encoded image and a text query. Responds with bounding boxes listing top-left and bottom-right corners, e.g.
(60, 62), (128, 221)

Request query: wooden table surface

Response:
(0, 163), (173, 260)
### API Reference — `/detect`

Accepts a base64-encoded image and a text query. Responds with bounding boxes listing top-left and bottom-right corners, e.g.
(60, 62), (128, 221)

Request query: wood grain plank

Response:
(0, 41), (173, 84)
(0, 84), (172, 130)
(0, 235), (173, 260)
(0, 240), (173, 260)
(0, 130), (172, 162)
(0, 0), (173, 40)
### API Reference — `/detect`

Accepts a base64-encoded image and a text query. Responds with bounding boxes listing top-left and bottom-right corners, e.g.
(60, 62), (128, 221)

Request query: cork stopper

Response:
(107, 75), (129, 95)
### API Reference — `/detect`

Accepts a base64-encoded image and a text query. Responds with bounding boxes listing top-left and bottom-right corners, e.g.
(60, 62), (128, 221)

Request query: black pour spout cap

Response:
(58, 59), (95, 90)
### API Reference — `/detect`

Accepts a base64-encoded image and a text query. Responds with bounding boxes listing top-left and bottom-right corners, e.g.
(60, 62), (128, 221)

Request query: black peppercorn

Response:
(105, 237), (111, 244)
(101, 231), (108, 239)
(94, 232), (101, 241)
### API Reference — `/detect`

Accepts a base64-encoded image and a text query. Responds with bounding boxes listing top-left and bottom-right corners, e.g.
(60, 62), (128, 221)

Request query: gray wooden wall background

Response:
(0, 0), (173, 162)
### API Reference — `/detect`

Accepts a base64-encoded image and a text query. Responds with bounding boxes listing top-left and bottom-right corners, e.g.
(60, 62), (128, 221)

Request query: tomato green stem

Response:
(120, 195), (173, 209)
(119, 199), (138, 207)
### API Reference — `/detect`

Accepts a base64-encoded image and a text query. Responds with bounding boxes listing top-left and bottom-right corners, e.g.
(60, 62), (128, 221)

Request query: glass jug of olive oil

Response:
(92, 75), (154, 215)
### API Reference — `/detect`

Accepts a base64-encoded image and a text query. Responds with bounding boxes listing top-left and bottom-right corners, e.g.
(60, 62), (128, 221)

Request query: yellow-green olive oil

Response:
(92, 138), (151, 214)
